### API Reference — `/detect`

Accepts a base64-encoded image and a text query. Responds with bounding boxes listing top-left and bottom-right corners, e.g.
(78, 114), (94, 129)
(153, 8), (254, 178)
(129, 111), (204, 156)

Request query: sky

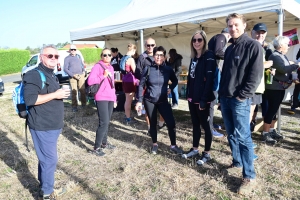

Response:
(1, 0), (300, 49)
(0, 0), (131, 49)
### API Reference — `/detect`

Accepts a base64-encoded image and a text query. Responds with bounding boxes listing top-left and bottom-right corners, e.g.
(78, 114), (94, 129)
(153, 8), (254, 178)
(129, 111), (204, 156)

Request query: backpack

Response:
(12, 69), (46, 152)
(12, 69), (46, 118)
(119, 55), (131, 74)
(85, 62), (114, 97)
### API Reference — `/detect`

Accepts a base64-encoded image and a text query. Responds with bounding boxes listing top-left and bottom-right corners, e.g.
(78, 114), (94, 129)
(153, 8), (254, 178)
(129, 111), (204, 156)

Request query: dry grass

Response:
(0, 82), (300, 200)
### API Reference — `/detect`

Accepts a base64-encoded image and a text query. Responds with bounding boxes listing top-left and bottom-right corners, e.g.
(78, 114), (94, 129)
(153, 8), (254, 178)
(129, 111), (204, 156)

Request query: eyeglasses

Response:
(70, 49), (76, 51)
(42, 54), (59, 59)
(103, 54), (112, 57)
(154, 54), (164, 57)
(147, 44), (155, 47)
(192, 38), (203, 43)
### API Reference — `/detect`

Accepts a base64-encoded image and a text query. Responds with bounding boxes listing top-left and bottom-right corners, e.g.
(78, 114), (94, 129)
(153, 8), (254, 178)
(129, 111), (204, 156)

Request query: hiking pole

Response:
(25, 119), (30, 152)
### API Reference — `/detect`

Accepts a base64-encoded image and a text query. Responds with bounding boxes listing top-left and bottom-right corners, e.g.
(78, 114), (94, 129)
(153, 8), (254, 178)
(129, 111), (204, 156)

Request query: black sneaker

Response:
(196, 152), (211, 166)
(262, 132), (277, 145)
(101, 142), (116, 149)
(158, 123), (167, 130)
(269, 129), (284, 140)
(170, 145), (183, 155)
(90, 148), (105, 156)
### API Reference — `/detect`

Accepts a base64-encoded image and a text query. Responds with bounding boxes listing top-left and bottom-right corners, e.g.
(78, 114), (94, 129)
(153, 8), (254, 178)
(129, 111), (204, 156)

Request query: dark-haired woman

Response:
(181, 30), (216, 166)
(135, 46), (182, 155)
(166, 48), (183, 109)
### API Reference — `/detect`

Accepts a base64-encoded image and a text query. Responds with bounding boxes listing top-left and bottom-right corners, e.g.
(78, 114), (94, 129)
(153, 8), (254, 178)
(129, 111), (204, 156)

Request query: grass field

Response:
(0, 82), (299, 200)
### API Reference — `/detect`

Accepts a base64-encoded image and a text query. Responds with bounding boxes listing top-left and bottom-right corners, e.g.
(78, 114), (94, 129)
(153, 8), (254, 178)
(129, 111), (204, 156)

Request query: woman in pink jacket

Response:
(88, 48), (117, 156)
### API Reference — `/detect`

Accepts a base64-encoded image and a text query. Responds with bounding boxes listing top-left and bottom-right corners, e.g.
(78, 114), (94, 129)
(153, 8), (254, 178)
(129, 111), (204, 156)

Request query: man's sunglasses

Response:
(42, 54), (59, 59)
(103, 54), (112, 57)
(147, 44), (155, 47)
(192, 38), (203, 43)
(70, 49), (76, 51)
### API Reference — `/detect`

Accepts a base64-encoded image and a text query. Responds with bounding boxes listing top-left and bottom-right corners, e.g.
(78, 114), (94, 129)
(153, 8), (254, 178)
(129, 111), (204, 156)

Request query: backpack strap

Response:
(34, 69), (47, 89)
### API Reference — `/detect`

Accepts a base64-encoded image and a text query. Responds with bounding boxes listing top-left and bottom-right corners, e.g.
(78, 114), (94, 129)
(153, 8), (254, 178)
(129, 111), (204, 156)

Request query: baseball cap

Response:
(252, 23), (267, 32)
(70, 44), (77, 49)
(221, 28), (229, 33)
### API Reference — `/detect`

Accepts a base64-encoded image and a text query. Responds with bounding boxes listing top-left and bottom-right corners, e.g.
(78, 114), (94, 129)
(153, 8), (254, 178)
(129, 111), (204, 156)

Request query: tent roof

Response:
(70, 0), (300, 42)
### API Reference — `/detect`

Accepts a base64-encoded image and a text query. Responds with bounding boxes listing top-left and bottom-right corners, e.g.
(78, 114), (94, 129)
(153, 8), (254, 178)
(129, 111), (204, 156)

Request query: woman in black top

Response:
(166, 48), (183, 108)
(182, 30), (216, 165)
(136, 46), (183, 155)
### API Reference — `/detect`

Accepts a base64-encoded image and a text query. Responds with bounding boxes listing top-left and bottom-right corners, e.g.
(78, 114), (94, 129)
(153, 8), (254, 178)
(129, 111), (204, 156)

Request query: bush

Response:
(0, 49), (30, 76)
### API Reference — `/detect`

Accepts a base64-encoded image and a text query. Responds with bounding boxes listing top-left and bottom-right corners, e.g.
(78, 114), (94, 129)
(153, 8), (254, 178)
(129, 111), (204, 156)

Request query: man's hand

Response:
(264, 60), (273, 69)
(55, 88), (70, 99)
(135, 102), (142, 111)
(167, 88), (171, 95)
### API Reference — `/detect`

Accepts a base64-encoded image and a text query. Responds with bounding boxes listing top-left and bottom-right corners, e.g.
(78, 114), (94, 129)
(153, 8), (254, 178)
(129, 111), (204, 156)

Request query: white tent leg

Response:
(140, 29), (144, 53)
(277, 8), (283, 134)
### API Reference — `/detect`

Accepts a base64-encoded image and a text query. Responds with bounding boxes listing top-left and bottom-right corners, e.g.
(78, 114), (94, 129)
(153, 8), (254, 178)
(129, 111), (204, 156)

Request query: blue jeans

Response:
(220, 97), (256, 179)
(30, 129), (61, 195)
(171, 85), (179, 105)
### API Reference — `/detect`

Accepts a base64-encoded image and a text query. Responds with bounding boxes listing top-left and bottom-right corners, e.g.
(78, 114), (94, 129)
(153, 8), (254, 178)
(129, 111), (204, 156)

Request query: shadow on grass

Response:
(0, 129), (39, 199)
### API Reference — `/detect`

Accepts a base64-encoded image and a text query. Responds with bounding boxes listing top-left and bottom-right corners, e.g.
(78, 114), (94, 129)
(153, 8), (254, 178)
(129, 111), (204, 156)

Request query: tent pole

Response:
(140, 29), (144, 53)
(277, 9), (283, 134)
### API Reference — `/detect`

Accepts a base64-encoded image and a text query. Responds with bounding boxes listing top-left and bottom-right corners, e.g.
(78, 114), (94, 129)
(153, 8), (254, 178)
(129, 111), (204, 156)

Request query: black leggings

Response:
(188, 102), (212, 151)
(95, 101), (114, 149)
(144, 100), (176, 145)
(264, 89), (285, 124)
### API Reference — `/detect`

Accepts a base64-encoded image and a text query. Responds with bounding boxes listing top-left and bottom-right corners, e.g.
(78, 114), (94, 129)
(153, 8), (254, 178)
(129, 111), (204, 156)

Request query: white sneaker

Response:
(172, 104), (178, 109)
(182, 149), (199, 159)
(212, 129), (223, 138)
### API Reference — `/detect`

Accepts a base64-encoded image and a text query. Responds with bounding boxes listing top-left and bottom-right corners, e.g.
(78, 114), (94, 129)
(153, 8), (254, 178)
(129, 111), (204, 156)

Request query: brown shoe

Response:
(237, 178), (257, 195)
(225, 164), (242, 176)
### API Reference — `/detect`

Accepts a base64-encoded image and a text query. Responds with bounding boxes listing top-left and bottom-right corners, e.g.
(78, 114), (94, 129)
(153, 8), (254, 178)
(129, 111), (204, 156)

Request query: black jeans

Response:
(292, 83), (300, 109)
(95, 101), (114, 149)
(264, 89), (285, 124)
(188, 102), (212, 151)
(144, 100), (176, 145)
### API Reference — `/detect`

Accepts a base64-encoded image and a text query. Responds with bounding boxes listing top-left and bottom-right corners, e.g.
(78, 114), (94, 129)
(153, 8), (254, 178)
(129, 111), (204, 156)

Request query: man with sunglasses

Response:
(23, 44), (70, 199)
(218, 13), (264, 195)
(64, 44), (86, 112)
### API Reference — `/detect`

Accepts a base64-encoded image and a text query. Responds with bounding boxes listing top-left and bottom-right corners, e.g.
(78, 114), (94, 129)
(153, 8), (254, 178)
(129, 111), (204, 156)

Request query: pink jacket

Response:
(88, 60), (116, 102)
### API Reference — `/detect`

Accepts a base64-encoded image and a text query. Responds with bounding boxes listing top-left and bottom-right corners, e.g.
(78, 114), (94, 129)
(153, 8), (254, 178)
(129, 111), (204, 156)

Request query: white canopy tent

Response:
(70, 0), (300, 68)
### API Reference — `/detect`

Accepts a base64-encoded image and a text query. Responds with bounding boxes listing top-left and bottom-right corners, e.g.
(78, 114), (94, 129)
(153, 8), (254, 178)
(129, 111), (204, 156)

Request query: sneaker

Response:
(182, 148), (199, 159)
(269, 129), (284, 140)
(101, 142), (116, 149)
(213, 123), (222, 130)
(72, 107), (78, 112)
(252, 143), (257, 149)
(212, 129), (224, 138)
(172, 104), (178, 109)
(151, 145), (158, 154)
(287, 108), (296, 115)
(38, 191), (57, 200)
(262, 132), (277, 145)
(170, 145), (183, 155)
(124, 118), (132, 125)
(90, 148), (105, 156)
(237, 178), (257, 195)
(196, 152), (211, 166)
(225, 164), (242, 176)
(158, 122), (167, 130)
(253, 154), (258, 161)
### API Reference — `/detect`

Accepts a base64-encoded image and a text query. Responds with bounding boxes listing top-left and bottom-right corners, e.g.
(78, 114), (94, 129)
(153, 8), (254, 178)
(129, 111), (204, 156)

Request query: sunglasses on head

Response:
(70, 49), (76, 51)
(103, 54), (112, 57)
(192, 38), (203, 43)
(146, 44), (155, 47)
(42, 54), (59, 59)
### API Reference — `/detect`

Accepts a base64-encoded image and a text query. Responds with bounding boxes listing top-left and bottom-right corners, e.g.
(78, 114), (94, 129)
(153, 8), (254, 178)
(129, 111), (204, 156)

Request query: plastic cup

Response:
(62, 85), (70, 90)
(292, 72), (298, 80)
(137, 106), (142, 116)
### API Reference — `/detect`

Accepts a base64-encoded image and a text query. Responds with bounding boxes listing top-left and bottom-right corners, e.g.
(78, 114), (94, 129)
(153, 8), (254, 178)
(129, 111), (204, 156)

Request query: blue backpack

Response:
(119, 55), (131, 74)
(12, 69), (46, 118)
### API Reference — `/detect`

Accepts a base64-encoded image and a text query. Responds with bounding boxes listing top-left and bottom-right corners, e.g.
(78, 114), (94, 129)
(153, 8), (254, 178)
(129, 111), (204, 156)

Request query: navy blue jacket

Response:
(219, 33), (264, 99)
(135, 52), (154, 80)
(138, 62), (178, 104)
(186, 50), (216, 108)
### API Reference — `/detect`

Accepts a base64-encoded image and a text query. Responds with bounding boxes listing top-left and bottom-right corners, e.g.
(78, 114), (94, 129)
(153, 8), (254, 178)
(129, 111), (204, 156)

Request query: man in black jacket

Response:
(218, 13), (263, 195)
(24, 44), (70, 199)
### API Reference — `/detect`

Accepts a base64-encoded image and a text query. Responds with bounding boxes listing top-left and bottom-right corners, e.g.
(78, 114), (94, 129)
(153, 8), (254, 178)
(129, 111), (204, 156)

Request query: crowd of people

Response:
(23, 12), (300, 199)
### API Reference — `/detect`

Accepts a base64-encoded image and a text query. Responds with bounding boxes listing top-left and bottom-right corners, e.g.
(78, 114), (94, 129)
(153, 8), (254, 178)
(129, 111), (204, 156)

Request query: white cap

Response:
(70, 44), (77, 49)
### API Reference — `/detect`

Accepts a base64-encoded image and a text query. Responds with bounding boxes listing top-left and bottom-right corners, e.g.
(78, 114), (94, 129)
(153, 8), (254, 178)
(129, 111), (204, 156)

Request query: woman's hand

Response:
(199, 104), (205, 110)
(104, 69), (111, 77)
(135, 102), (142, 111)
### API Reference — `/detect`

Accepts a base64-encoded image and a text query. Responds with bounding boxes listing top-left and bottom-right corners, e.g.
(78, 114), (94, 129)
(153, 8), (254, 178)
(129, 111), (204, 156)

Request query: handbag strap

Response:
(98, 62), (115, 89)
